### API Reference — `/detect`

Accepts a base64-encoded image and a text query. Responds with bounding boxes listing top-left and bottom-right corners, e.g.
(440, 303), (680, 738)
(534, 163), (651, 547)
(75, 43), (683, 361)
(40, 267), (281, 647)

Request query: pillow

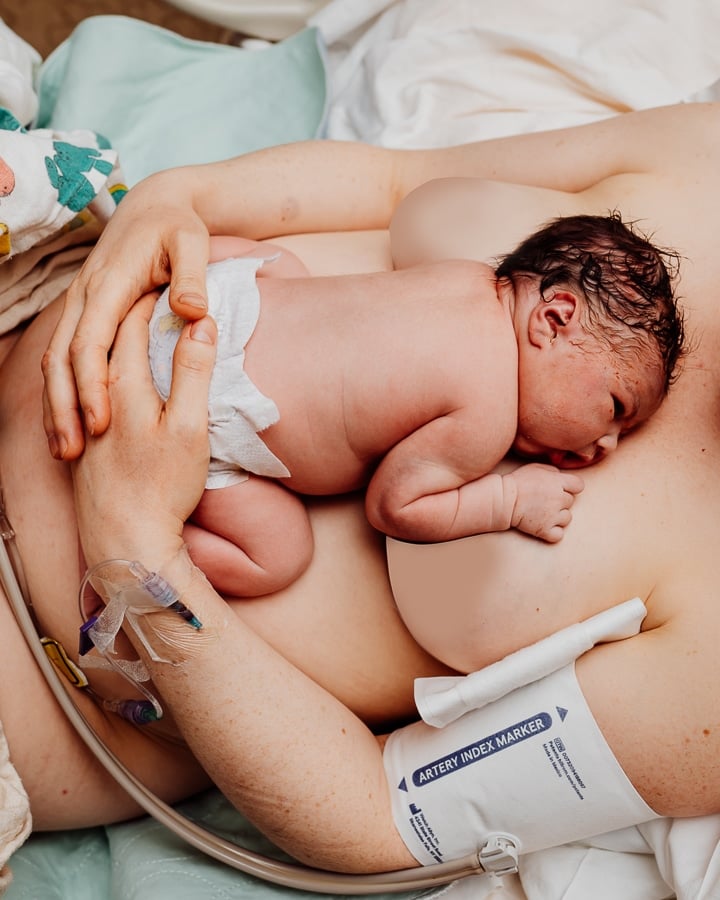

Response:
(35, 15), (328, 186)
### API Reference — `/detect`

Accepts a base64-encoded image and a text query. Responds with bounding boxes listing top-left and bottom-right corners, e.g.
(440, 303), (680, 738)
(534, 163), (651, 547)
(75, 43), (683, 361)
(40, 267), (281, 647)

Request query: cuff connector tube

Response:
(77, 558), (203, 725)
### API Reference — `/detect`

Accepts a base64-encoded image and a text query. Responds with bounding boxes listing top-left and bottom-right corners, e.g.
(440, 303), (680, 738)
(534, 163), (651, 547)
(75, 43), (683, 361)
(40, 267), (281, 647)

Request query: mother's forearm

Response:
(180, 140), (402, 239)
(67, 254), (415, 870)
(121, 551), (418, 873)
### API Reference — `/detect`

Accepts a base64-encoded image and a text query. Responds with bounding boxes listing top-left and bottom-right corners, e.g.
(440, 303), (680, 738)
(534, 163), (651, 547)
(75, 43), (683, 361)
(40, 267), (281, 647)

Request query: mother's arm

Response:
(44, 103), (720, 458)
(71, 291), (418, 872)
(577, 607), (720, 817)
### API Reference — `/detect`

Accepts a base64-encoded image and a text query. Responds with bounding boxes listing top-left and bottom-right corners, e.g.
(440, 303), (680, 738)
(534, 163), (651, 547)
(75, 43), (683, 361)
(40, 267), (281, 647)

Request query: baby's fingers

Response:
(562, 473), (585, 496)
(544, 508), (574, 543)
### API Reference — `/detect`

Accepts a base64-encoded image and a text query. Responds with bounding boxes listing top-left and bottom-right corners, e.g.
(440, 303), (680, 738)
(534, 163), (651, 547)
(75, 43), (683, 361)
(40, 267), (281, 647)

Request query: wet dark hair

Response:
(495, 213), (685, 392)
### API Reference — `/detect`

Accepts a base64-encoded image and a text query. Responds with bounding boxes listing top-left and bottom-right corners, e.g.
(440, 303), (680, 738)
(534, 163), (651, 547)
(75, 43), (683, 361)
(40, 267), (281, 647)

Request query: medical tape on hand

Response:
(81, 559), (200, 663)
(383, 600), (659, 866)
(78, 555), (205, 720)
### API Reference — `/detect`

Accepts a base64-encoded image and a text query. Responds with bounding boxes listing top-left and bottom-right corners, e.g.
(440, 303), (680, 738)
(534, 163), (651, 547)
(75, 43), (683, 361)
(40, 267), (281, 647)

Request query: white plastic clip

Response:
(478, 833), (519, 878)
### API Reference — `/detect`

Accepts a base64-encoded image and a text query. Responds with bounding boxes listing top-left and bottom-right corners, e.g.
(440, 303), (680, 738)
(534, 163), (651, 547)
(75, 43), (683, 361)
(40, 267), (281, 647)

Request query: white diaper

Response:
(383, 599), (659, 867)
(149, 257), (290, 488)
(0, 720), (31, 895)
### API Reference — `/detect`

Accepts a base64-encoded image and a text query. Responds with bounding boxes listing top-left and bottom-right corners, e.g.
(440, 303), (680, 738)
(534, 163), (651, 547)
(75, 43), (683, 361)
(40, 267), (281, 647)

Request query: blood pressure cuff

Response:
(383, 662), (659, 865)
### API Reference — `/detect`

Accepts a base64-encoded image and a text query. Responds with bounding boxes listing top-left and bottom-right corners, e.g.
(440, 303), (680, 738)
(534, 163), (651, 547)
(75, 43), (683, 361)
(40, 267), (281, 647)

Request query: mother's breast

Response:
(386, 384), (720, 673)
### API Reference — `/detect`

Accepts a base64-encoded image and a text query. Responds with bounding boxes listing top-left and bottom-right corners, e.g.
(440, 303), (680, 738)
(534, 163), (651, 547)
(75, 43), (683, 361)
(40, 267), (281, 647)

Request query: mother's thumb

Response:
(167, 315), (217, 419)
(188, 316), (217, 348)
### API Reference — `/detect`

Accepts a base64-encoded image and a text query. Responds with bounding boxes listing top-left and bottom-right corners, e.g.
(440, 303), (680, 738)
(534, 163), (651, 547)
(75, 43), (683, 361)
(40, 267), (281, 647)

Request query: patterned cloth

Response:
(0, 108), (126, 333)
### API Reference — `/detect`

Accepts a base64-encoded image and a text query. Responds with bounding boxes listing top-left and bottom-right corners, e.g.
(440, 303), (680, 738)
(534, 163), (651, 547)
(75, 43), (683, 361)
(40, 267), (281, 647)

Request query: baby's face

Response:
(514, 340), (664, 469)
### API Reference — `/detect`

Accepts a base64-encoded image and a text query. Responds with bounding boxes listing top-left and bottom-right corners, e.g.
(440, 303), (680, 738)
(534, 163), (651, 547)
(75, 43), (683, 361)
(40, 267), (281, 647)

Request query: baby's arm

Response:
(366, 418), (584, 543)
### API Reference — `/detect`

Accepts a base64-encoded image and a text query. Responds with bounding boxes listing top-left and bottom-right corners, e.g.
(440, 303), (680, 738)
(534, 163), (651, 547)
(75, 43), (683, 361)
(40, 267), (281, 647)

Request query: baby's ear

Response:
(528, 290), (578, 346)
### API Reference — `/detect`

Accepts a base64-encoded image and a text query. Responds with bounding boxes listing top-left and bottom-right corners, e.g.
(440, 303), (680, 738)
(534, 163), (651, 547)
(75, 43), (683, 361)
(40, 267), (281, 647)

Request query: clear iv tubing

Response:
(0, 538), (484, 893)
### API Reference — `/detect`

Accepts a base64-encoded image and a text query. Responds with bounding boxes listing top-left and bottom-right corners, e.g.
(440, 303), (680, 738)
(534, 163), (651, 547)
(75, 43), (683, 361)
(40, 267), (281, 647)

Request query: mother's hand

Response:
(71, 294), (217, 571)
(42, 170), (213, 462)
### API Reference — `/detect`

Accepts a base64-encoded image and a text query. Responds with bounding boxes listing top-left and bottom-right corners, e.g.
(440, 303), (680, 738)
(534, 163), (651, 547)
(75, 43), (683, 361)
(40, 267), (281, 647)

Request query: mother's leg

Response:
(0, 585), (210, 830)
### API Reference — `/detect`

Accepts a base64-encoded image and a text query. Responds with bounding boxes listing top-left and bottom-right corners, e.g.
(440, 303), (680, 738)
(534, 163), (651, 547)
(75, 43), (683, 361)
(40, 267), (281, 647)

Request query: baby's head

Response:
(497, 213), (685, 468)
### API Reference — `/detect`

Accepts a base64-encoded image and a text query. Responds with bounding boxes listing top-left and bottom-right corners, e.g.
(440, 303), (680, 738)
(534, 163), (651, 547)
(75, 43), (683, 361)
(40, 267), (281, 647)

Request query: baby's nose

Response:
(596, 429), (620, 453)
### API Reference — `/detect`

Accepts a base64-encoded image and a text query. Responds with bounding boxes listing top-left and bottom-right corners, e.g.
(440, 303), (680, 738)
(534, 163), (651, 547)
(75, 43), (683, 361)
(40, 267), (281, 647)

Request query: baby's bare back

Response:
(244, 259), (518, 494)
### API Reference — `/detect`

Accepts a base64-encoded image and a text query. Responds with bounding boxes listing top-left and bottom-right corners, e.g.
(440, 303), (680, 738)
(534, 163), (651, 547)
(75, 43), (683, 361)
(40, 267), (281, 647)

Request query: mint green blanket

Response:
(7, 790), (422, 899)
(35, 15), (328, 185)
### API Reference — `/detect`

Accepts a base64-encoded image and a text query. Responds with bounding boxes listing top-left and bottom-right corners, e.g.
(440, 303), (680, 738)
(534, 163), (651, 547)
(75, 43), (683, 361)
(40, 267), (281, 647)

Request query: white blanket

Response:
(311, 0), (720, 146)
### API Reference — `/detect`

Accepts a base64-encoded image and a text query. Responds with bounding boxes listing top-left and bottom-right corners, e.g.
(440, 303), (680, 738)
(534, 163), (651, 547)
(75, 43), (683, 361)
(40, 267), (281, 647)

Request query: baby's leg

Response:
(208, 235), (309, 277)
(185, 476), (313, 597)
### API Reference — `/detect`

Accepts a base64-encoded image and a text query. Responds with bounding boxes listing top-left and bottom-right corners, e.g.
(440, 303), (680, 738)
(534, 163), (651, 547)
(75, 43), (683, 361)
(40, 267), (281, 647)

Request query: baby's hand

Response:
(507, 463), (584, 542)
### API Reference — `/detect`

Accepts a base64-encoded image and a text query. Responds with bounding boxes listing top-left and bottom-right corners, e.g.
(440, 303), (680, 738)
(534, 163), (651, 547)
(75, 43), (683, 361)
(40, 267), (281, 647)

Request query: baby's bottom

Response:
(185, 475), (314, 597)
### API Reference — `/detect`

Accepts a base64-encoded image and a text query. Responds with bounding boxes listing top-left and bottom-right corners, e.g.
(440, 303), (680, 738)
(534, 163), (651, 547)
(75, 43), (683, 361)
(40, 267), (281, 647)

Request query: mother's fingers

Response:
(164, 317), (218, 436)
(72, 214), (212, 409)
(65, 256), (153, 428)
(41, 200), (212, 459)
(41, 267), (134, 458)
(41, 291), (86, 460)
(75, 300), (217, 547)
(164, 226), (212, 320)
(108, 297), (217, 441)
(106, 294), (158, 392)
